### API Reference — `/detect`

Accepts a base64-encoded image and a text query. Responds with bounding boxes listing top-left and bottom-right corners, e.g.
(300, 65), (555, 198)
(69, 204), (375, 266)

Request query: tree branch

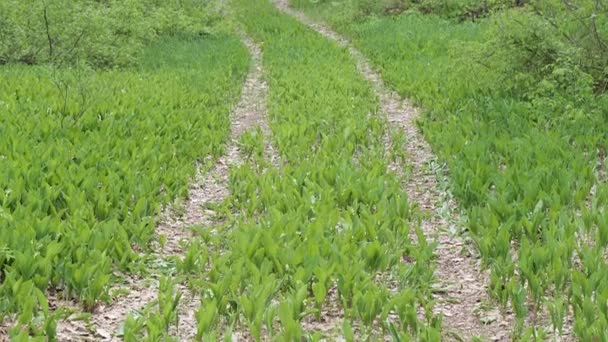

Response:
(41, 0), (53, 58)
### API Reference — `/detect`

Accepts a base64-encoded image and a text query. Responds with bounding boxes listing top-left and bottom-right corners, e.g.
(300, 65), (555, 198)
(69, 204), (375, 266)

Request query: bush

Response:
(0, 0), (224, 68)
(292, 0), (522, 24)
(416, 0), (523, 20)
(529, 0), (608, 92)
(470, 4), (605, 97)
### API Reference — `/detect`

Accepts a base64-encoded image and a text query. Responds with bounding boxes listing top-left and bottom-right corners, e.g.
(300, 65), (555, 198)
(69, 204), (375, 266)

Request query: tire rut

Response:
(271, 0), (514, 340)
(55, 32), (273, 342)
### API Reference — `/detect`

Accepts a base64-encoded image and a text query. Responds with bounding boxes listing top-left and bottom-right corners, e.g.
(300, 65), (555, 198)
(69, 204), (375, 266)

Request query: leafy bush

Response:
(0, 0), (224, 68)
(528, 0), (608, 91)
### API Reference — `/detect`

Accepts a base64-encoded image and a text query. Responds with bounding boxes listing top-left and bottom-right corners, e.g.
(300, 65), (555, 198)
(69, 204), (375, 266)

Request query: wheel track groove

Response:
(55, 32), (273, 341)
(271, 0), (514, 339)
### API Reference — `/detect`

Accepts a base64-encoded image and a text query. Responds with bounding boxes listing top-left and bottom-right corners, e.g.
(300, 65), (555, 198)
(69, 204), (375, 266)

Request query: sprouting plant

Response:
(155, 277), (182, 335)
(121, 313), (146, 342)
(311, 265), (333, 319)
(239, 277), (278, 341)
(239, 127), (266, 164)
(195, 299), (218, 339)
(177, 240), (208, 275)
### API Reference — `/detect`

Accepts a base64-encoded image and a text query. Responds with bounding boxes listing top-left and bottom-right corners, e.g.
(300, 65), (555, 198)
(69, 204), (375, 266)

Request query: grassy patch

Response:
(0, 35), (249, 338)
(180, 0), (442, 339)
(294, 2), (608, 338)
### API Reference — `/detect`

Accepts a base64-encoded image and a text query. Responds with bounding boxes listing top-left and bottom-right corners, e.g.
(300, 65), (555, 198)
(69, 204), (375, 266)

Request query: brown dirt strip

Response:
(271, 0), (517, 340)
(52, 33), (272, 341)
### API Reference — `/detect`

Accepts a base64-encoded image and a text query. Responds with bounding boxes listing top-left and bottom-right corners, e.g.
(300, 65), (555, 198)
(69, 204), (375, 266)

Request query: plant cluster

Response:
(121, 277), (183, 342)
(0, 36), (249, 339)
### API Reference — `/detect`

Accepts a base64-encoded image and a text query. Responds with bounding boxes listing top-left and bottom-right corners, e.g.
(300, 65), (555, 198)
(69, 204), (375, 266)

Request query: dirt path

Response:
(55, 33), (272, 341)
(271, 1), (514, 340)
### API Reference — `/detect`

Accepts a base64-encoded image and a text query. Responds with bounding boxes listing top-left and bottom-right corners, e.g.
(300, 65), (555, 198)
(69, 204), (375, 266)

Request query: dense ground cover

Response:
(0, 35), (249, 339)
(293, 0), (608, 339)
(168, 0), (445, 339)
(4, 0), (608, 340)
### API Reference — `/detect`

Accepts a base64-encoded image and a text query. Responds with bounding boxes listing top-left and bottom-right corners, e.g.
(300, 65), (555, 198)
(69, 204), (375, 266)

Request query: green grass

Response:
(294, 2), (608, 338)
(6, 0), (608, 339)
(0, 35), (249, 338)
(172, 0), (443, 340)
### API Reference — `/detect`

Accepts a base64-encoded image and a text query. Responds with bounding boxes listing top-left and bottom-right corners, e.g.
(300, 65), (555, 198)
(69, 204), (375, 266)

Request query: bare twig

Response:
(41, 0), (53, 59)
(56, 29), (87, 64)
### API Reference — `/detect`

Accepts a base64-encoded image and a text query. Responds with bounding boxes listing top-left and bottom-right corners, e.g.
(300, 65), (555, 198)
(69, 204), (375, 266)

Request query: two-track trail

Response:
(271, 0), (514, 340)
(55, 33), (272, 341)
